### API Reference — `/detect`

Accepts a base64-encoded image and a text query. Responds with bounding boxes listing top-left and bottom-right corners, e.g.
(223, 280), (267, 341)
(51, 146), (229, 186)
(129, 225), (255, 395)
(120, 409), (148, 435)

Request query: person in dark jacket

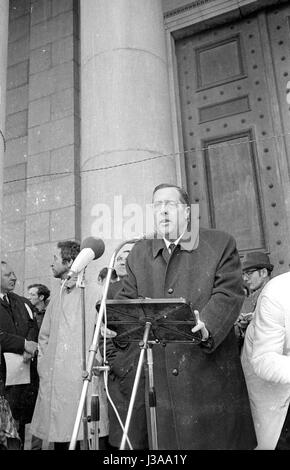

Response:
(235, 252), (274, 352)
(27, 284), (50, 330)
(107, 183), (257, 450)
(0, 261), (38, 448)
(0, 345), (21, 450)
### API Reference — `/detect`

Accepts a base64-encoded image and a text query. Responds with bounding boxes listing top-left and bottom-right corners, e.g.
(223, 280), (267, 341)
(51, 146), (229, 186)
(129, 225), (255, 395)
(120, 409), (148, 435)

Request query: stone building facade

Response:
(1, 0), (290, 293)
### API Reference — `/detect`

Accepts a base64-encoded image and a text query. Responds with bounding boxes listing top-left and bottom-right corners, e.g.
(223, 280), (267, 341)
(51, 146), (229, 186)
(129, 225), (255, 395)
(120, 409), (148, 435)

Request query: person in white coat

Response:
(241, 271), (290, 449)
(30, 241), (109, 450)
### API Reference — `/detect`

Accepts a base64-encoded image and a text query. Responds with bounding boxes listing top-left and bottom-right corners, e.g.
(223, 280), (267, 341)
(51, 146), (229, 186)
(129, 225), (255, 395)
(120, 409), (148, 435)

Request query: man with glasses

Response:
(241, 259), (290, 449)
(235, 252), (273, 350)
(107, 183), (256, 450)
(242, 252), (273, 302)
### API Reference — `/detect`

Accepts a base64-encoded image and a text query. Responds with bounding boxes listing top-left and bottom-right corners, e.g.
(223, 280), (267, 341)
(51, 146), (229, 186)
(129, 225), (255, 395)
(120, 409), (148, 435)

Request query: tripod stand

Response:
(119, 321), (158, 450)
(69, 239), (140, 450)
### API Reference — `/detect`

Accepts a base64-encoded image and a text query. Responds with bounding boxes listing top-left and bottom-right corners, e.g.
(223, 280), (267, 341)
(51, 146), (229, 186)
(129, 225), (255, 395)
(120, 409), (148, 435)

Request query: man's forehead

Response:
(1, 263), (14, 274)
(53, 247), (62, 257)
(29, 287), (38, 294)
(153, 187), (181, 201)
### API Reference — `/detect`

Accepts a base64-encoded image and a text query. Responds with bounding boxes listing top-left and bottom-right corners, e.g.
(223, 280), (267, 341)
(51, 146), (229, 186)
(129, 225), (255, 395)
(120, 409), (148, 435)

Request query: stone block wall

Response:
(2, 0), (80, 294)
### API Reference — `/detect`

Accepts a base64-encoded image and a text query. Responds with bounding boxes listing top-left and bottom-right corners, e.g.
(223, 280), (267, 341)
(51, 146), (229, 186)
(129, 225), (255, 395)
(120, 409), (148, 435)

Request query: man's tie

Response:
(3, 294), (9, 306)
(169, 243), (176, 255)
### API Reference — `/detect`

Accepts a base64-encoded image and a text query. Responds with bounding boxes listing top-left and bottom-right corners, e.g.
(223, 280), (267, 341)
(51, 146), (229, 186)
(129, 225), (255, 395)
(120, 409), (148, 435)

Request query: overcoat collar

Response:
(152, 228), (199, 258)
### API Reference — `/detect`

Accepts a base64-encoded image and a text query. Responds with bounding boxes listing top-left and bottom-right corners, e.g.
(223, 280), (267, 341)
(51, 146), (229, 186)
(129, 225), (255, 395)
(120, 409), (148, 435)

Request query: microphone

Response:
(67, 237), (105, 279)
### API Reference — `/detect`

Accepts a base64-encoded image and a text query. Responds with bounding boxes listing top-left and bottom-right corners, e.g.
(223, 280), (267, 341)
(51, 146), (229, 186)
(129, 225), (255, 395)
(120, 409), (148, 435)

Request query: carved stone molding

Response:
(164, 0), (217, 19)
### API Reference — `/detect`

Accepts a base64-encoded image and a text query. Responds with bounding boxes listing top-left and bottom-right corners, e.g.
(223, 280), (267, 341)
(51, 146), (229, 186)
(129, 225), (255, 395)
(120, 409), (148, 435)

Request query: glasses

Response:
(243, 269), (259, 279)
(151, 201), (186, 211)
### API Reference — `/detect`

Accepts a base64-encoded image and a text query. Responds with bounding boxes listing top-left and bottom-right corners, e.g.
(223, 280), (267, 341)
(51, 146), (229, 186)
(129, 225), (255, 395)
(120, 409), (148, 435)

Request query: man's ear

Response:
(39, 294), (44, 302)
(261, 268), (268, 278)
(66, 259), (74, 269)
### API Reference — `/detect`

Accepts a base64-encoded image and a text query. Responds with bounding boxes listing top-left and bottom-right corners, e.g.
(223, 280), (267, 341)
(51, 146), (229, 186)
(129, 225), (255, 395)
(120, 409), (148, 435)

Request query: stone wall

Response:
(3, 0), (80, 294)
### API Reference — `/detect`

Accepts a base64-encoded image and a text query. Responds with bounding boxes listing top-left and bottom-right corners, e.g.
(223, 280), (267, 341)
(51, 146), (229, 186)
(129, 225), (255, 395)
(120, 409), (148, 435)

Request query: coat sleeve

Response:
(199, 234), (245, 352)
(0, 305), (25, 353)
(0, 329), (25, 353)
(251, 293), (290, 384)
(23, 299), (39, 342)
(37, 299), (52, 361)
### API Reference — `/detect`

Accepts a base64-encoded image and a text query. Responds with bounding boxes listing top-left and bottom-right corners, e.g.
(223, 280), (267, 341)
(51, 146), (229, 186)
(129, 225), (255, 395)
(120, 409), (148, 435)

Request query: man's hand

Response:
(191, 310), (209, 341)
(101, 324), (117, 339)
(237, 312), (253, 328)
(24, 339), (38, 355)
(23, 351), (33, 363)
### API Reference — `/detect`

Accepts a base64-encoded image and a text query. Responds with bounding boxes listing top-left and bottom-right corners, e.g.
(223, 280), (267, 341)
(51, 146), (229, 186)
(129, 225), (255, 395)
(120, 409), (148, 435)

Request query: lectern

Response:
(98, 298), (202, 450)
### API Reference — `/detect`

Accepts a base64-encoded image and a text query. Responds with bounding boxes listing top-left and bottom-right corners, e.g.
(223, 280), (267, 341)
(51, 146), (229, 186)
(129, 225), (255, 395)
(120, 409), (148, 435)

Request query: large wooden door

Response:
(175, 6), (290, 273)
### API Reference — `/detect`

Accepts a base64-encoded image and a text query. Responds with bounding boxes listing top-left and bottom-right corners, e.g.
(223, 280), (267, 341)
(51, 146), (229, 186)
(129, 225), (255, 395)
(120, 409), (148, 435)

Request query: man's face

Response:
(242, 268), (268, 292)
(1, 263), (17, 293)
(28, 287), (41, 307)
(153, 187), (189, 241)
(115, 251), (130, 278)
(51, 248), (71, 279)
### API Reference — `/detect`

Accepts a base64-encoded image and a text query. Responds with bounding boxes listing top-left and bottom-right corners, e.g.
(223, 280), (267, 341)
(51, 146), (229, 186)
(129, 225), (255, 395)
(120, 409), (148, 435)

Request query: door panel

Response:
(175, 7), (290, 272)
(195, 35), (245, 89)
(204, 132), (264, 251)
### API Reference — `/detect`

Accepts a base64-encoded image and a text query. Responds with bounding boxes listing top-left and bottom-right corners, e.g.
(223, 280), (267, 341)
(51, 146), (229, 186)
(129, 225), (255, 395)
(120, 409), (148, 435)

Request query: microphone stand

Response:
(69, 238), (140, 450)
(77, 268), (89, 450)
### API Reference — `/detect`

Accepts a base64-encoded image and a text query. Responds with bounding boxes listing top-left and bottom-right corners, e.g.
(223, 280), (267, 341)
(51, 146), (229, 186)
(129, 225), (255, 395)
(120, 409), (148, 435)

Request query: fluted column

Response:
(80, 0), (176, 264)
(0, 0), (9, 262)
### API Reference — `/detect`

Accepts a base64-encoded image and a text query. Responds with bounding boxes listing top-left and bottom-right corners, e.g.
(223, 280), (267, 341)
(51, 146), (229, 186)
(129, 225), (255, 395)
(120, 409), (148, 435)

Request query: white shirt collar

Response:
(163, 232), (184, 252)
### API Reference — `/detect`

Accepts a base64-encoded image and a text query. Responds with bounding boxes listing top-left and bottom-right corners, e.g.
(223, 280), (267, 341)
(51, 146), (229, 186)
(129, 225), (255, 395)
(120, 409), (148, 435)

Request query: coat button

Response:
(167, 288), (174, 294)
(172, 368), (179, 376)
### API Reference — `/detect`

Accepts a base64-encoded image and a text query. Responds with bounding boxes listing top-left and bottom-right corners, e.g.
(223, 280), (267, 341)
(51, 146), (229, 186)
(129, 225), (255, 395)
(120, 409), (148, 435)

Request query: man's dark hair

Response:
(153, 183), (190, 207)
(57, 241), (80, 263)
(28, 283), (50, 302)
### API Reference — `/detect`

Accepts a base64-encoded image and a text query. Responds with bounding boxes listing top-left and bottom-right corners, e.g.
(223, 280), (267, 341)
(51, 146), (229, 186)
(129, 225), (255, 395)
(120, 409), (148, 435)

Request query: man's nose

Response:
(160, 204), (168, 214)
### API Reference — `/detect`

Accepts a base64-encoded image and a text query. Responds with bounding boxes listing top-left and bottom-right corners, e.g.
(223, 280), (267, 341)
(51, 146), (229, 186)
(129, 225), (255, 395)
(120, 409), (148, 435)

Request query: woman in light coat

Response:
(241, 271), (290, 449)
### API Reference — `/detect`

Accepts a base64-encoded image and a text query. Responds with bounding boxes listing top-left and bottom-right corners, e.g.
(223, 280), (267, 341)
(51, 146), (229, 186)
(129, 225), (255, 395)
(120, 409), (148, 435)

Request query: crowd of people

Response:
(1, 182), (290, 450)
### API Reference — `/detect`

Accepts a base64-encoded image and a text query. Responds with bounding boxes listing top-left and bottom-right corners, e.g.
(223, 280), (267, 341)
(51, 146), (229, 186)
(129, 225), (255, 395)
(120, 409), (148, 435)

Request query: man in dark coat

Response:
(0, 261), (39, 448)
(108, 183), (257, 450)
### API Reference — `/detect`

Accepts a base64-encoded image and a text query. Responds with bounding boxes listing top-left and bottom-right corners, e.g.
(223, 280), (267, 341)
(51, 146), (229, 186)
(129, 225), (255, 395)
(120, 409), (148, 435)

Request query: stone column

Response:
(80, 0), (176, 265)
(0, 0), (9, 262)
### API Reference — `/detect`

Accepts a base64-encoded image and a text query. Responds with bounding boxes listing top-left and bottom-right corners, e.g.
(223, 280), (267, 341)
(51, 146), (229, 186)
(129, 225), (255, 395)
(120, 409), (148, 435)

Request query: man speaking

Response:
(108, 183), (256, 450)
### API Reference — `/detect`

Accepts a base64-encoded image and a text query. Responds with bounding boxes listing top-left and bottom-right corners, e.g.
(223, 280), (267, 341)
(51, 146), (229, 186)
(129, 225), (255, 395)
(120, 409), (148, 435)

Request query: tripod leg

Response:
(120, 322), (151, 450)
(81, 283), (89, 449)
(90, 375), (100, 450)
(147, 347), (158, 450)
